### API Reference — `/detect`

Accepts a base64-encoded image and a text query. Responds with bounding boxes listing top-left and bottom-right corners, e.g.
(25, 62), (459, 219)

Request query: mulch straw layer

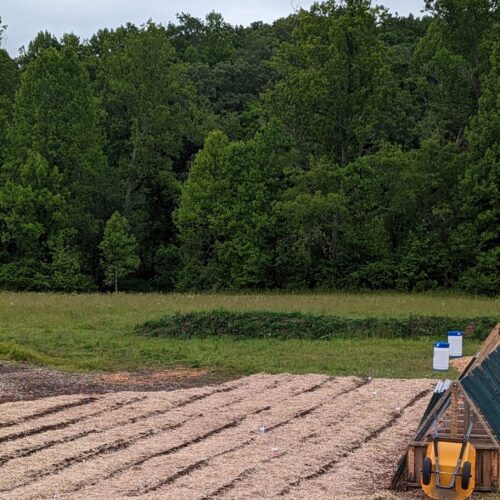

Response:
(0, 374), (434, 499)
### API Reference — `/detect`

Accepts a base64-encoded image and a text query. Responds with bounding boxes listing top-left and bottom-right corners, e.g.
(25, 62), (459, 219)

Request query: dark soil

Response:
(0, 362), (230, 403)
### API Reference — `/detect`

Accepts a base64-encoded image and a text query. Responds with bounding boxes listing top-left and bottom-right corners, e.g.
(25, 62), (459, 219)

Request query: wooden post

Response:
(492, 450), (499, 489)
(451, 382), (458, 439)
(408, 446), (415, 482)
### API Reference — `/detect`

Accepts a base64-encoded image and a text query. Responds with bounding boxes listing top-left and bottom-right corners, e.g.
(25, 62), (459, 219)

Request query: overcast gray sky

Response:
(1, 0), (425, 56)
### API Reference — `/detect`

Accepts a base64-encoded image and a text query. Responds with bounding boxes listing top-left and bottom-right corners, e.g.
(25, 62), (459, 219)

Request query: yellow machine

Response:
(421, 418), (476, 500)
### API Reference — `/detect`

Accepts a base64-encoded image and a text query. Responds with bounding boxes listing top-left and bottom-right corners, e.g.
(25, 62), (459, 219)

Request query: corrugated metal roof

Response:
(461, 346), (500, 441)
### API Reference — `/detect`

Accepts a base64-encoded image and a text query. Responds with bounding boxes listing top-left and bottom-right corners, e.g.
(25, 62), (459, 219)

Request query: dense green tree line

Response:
(0, 0), (498, 294)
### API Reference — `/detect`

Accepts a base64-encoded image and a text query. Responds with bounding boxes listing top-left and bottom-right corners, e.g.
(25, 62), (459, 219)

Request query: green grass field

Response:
(0, 291), (497, 378)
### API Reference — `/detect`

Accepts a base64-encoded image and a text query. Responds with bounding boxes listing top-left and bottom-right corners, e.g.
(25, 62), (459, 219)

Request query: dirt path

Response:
(0, 361), (227, 403)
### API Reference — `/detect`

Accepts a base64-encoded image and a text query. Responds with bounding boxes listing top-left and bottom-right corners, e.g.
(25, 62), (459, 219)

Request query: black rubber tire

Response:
(461, 461), (472, 490)
(422, 457), (432, 486)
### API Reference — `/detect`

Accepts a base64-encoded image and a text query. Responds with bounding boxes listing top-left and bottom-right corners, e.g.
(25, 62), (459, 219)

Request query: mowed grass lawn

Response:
(0, 291), (498, 378)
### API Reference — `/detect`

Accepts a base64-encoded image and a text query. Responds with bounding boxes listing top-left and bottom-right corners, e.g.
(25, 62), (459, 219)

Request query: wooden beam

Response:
(451, 382), (459, 438)
(460, 323), (500, 378)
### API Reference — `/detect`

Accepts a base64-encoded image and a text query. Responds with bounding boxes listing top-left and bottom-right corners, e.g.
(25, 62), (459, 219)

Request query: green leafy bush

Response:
(135, 310), (496, 340)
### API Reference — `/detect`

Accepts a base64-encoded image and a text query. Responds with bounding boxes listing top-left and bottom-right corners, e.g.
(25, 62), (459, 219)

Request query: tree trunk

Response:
(123, 143), (138, 216)
(115, 271), (118, 293)
(123, 182), (133, 217)
(341, 144), (348, 166)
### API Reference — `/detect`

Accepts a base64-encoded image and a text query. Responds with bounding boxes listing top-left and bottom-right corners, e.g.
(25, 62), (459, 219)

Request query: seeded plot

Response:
(0, 374), (432, 499)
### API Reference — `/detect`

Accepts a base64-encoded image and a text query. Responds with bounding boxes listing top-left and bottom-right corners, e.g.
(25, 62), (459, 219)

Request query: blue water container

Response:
(433, 341), (450, 371)
(447, 330), (463, 358)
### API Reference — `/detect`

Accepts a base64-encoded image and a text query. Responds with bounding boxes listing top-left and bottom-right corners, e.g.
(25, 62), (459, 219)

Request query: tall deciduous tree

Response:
(424, 0), (499, 100)
(0, 20), (18, 163)
(9, 43), (107, 278)
(0, 151), (90, 290)
(0, 49), (18, 162)
(95, 23), (209, 284)
(267, 0), (399, 165)
(17, 31), (61, 69)
(415, 0), (499, 141)
(175, 124), (292, 290)
(100, 212), (140, 292)
(274, 154), (392, 289)
(457, 44), (500, 294)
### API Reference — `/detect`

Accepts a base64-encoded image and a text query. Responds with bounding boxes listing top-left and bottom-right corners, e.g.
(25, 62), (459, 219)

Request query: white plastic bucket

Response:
(448, 330), (463, 358)
(433, 342), (450, 371)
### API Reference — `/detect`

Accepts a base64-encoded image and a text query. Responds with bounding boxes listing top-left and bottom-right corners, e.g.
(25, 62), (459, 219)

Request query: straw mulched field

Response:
(0, 374), (433, 499)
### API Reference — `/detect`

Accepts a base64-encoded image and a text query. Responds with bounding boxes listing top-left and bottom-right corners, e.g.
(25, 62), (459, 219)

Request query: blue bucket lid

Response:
(448, 330), (463, 336)
(434, 342), (450, 348)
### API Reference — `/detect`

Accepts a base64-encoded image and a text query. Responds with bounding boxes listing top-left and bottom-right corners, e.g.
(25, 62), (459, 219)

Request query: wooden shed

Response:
(391, 323), (500, 494)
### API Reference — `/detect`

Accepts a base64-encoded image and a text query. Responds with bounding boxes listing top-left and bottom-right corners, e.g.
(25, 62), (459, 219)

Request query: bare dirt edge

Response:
(0, 361), (229, 403)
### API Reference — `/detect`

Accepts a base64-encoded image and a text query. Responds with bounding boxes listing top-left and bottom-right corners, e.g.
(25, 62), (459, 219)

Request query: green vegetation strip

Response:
(136, 311), (497, 340)
(0, 294), (495, 378)
(0, 341), (54, 365)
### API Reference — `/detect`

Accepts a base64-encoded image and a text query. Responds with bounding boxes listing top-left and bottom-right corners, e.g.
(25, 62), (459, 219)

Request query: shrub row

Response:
(135, 311), (497, 340)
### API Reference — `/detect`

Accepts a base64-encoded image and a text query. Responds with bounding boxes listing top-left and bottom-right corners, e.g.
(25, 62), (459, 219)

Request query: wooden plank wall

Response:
(406, 446), (499, 491)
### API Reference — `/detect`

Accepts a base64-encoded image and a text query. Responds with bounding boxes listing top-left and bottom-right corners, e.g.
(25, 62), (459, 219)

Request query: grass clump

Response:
(0, 341), (54, 364)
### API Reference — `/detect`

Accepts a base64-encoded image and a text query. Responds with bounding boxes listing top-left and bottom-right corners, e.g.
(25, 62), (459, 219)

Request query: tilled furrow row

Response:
(48, 377), (350, 499)
(200, 453), (284, 500)
(3, 375), (314, 497)
(0, 397), (99, 429)
(187, 379), (371, 499)
(295, 376), (335, 395)
(0, 395), (89, 424)
(316, 390), (431, 497)
(204, 465), (258, 499)
(81, 378), (362, 499)
(0, 378), (248, 461)
(205, 379), (431, 499)
(279, 388), (431, 498)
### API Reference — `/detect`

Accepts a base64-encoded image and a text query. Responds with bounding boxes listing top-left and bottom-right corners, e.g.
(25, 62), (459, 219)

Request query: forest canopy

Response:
(0, 0), (499, 294)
